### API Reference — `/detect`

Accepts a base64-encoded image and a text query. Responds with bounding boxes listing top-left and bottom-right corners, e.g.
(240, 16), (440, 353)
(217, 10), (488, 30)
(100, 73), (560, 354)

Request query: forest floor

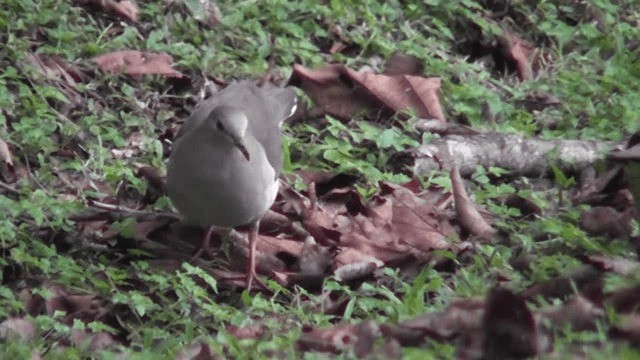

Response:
(1, 0), (640, 358)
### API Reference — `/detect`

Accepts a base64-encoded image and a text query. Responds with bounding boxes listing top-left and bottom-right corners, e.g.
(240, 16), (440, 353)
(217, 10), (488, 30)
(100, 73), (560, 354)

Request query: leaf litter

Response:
(2, 0), (640, 358)
(93, 50), (184, 78)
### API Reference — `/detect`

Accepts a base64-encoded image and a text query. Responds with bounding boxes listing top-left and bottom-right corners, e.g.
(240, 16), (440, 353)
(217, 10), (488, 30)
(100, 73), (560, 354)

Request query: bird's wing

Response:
(243, 82), (297, 178)
(254, 82), (298, 125)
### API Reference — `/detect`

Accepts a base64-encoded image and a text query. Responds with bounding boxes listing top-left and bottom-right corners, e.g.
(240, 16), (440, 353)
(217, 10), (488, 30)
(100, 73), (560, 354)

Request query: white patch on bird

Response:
(258, 156), (279, 214)
(287, 99), (297, 118)
(264, 177), (279, 213)
(279, 98), (297, 129)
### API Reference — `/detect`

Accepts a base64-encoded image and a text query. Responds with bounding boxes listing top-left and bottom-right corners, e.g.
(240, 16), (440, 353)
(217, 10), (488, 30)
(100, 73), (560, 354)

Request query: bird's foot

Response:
(219, 271), (270, 292)
(245, 269), (269, 292)
(189, 244), (217, 263)
(188, 226), (217, 263)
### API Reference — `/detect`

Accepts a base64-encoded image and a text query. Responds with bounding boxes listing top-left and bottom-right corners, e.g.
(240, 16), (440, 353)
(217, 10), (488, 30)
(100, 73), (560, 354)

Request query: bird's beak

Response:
(235, 141), (250, 161)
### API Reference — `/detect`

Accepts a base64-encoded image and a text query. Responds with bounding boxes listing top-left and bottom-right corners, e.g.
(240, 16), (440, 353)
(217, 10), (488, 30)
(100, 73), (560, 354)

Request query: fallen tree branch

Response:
(412, 132), (622, 177)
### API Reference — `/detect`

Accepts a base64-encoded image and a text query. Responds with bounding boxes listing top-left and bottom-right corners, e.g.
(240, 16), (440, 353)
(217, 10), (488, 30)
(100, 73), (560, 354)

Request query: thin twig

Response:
(88, 200), (180, 220)
(0, 179), (20, 197)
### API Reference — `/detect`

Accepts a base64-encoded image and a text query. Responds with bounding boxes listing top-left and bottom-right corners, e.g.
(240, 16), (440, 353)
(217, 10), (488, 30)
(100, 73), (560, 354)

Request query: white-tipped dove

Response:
(167, 81), (297, 289)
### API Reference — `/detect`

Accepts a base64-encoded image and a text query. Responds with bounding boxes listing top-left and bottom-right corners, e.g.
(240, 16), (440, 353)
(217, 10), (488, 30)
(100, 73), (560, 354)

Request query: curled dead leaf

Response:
(524, 90), (562, 112)
(402, 297), (485, 339)
(328, 41), (347, 54)
(289, 63), (374, 120)
(296, 321), (380, 357)
(345, 68), (445, 120)
(334, 261), (378, 282)
(92, 50), (183, 78)
(450, 167), (496, 240)
(539, 295), (604, 332)
(290, 61), (445, 121)
(299, 237), (332, 275)
(136, 166), (166, 193)
(483, 287), (547, 359)
(227, 324), (265, 340)
(579, 206), (632, 239)
(585, 255), (640, 276)
(175, 342), (213, 360)
(503, 194), (542, 218)
(0, 317), (37, 342)
(70, 329), (116, 351)
(383, 53), (424, 76)
(23, 54), (89, 86)
(74, 0), (138, 22)
(497, 33), (535, 81)
(521, 266), (603, 300)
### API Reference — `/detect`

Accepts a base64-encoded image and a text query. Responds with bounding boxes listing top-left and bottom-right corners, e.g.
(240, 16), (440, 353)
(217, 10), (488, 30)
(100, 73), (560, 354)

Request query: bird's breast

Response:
(167, 134), (278, 227)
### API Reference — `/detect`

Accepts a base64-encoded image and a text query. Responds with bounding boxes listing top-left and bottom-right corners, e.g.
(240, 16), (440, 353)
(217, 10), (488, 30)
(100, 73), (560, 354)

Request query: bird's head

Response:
(206, 106), (250, 161)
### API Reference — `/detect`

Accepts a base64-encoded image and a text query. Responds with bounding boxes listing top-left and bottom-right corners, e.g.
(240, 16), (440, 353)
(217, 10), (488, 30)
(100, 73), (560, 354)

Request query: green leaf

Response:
(404, 268), (429, 315)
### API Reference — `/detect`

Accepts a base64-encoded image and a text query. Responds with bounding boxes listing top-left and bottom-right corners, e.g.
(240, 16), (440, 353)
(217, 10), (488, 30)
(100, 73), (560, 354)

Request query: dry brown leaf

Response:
(227, 324), (266, 340)
(521, 266), (603, 300)
(298, 237), (332, 275)
(175, 342), (214, 360)
(18, 282), (117, 349)
(102, 218), (173, 242)
(538, 295), (604, 332)
(112, 0), (138, 21)
(383, 53), (424, 76)
(333, 261), (378, 282)
(524, 90), (562, 112)
(70, 330), (117, 351)
(328, 198), (399, 261)
(74, 0), (138, 22)
(402, 297), (485, 339)
(92, 50), (183, 78)
(296, 321), (380, 357)
(290, 61), (445, 121)
(345, 68), (445, 120)
(255, 234), (304, 259)
(23, 54), (89, 86)
(289, 63), (374, 120)
(584, 255), (640, 275)
(380, 182), (453, 251)
(497, 32), (549, 82)
(579, 206), (633, 239)
(498, 33), (534, 81)
(136, 166), (166, 193)
(606, 285), (640, 313)
(55, 169), (112, 199)
(328, 41), (347, 54)
(611, 313), (640, 347)
(333, 248), (384, 268)
(279, 177), (457, 270)
(575, 166), (625, 205)
(483, 288), (547, 359)
(503, 193), (543, 218)
(0, 317), (37, 342)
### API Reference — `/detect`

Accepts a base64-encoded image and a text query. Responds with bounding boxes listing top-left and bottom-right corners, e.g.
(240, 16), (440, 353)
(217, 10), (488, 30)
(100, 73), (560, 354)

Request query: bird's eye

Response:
(216, 121), (224, 131)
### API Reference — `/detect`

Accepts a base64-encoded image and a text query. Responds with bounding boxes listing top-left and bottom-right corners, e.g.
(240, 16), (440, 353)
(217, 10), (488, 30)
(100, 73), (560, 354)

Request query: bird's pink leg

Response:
(246, 221), (268, 291)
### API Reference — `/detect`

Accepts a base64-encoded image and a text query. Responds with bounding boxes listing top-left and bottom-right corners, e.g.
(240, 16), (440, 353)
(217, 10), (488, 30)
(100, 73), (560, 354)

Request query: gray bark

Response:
(412, 132), (622, 177)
